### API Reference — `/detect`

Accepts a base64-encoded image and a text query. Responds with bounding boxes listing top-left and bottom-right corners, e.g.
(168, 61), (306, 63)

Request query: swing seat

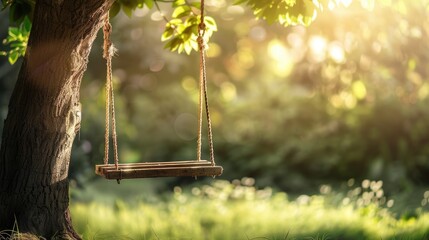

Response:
(98, 9), (221, 182)
(95, 160), (223, 179)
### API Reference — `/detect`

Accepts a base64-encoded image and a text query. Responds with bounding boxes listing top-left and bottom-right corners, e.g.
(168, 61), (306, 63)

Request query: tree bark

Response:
(0, 0), (112, 238)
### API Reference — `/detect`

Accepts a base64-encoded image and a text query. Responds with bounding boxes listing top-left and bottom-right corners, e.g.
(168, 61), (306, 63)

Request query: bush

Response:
(71, 179), (429, 240)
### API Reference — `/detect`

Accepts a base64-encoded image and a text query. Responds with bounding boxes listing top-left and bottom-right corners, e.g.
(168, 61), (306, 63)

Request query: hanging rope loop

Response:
(197, 24), (206, 52)
(103, 12), (120, 173)
(196, 0), (215, 166)
(197, 0), (207, 51)
(103, 21), (111, 59)
(101, 0), (216, 176)
(198, 22), (206, 37)
(103, 13), (111, 166)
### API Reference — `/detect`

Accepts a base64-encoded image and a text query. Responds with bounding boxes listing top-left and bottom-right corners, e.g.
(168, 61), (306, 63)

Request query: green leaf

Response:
(234, 0), (248, 5)
(8, 27), (19, 39)
(190, 2), (201, 9)
(110, 1), (121, 18)
(1, 16), (31, 64)
(164, 37), (184, 52)
(181, 30), (192, 41)
(9, 1), (32, 24)
(169, 18), (183, 25)
(10, 42), (24, 48)
(178, 40), (185, 53)
(190, 39), (198, 51)
(172, 5), (191, 18)
(204, 16), (218, 31)
(172, 0), (186, 7)
(119, 0), (139, 9)
(161, 27), (175, 41)
(8, 51), (19, 64)
(21, 16), (31, 33)
(184, 41), (193, 55)
(236, 0), (320, 26)
(185, 15), (199, 25)
(163, 4), (218, 55)
(122, 4), (133, 17)
(144, 0), (154, 9)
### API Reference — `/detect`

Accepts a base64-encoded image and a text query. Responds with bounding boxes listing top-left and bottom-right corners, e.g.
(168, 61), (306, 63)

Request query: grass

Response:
(70, 179), (429, 240)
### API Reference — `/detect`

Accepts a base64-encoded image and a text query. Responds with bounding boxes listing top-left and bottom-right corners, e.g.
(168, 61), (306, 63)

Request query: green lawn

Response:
(71, 179), (429, 240)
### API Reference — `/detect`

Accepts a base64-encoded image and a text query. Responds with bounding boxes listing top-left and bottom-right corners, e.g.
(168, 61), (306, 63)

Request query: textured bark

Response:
(0, 0), (112, 238)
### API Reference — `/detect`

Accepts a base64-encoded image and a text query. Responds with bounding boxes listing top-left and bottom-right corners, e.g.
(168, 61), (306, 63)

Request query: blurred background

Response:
(2, 0), (429, 238)
(73, 0), (429, 190)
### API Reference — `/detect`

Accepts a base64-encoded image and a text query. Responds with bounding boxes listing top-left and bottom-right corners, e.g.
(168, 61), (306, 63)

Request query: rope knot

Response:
(198, 22), (206, 34)
(103, 14), (116, 60)
(197, 36), (207, 51)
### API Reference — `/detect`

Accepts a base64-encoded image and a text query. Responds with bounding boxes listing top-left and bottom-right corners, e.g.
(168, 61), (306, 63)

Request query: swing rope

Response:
(197, 0), (216, 166)
(103, 12), (119, 170)
(102, 0), (215, 169)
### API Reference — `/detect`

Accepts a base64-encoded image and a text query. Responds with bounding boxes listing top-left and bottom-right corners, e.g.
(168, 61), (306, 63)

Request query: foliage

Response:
(0, 16), (30, 64)
(234, 0), (321, 26)
(70, 179), (429, 240)
(109, 0), (155, 18)
(0, 0), (368, 63)
(234, 0), (376, 26)
(161, 1), (217, 54)
(109, 0), (218, 54)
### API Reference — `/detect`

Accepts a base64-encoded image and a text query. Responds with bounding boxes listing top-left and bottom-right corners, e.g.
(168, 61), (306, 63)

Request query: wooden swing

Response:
(95, 0), (223, 182)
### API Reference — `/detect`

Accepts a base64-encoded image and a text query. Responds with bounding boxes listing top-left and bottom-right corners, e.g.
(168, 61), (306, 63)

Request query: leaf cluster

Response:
(234, 0), (328, 26)
(0, 16), (31, 64)
(112, 0), (218, 54)
(109, 0), (154, 18)
(162, 0), (217, 54)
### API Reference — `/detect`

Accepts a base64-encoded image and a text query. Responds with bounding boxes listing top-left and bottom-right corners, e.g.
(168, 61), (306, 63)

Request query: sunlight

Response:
(267, 39), (294, 77)
(274, 61), (294, 78)
(328, 1), (336, 10)
(327, 0), (374, 9)
(4, 0), (429, 239)
(360, 0), (375, 11)
(220, 81), (237, 102)
(287, 32), (304, 49)
(249, 26), (267, 42)
(150, 11), (165, 21)
(309, 35), (327, 62)
(226, 5), (245, 15)
(328, 42), (346, 64)
(338, 0), (353, 7)
(342, 91), (357, 108)
(418, 83), (429, 100)
(206, 42), (222, 58)
(330, 91), (357, 109)
(268, 39), (288, 61)
(181, 76), (197, 92)
(208, 0), (226, 9)
(236, 48), (255, 69)
(352, 81), (367, 100)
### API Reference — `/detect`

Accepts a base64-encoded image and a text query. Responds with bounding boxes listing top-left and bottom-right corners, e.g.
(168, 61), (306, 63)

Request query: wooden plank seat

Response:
(95, 160), (223, 179)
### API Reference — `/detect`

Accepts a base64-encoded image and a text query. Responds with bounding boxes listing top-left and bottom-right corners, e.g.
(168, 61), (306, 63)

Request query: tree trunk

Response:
(0, 0), (112, 238)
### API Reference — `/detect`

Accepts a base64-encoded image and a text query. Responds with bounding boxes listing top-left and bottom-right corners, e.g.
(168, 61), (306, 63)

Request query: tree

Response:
(0, 0), (113, 238)
(0, 0), (359, 238)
